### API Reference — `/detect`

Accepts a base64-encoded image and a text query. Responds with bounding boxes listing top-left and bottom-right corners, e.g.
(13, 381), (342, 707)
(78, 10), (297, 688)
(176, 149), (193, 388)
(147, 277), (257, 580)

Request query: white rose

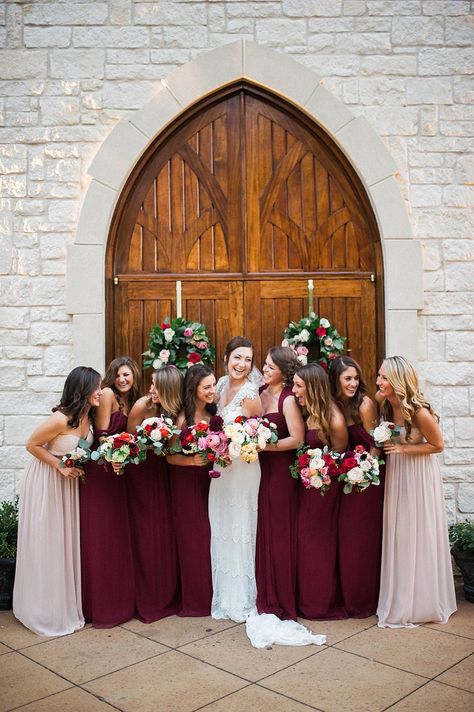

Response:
(299, 329), (310, 343)
(373, 424), (392, 443)
(163, 328), (175, 343)
(229, 441), (242, 460)
(319, 318), (330, 328)
(76, 447), (87, 458)
(297, 354), (308, 365)
(359, 459), (372, 472)
(347, 467), (365, 484)
(159, 349), (170, 363)
(310, 457), (325, 471)
(150, 428), (162, 441)
(152, 358), (162, 369)
(324, 337), (333, 346)
(310, 475), (323, 489)
(281, 339), (289, 347)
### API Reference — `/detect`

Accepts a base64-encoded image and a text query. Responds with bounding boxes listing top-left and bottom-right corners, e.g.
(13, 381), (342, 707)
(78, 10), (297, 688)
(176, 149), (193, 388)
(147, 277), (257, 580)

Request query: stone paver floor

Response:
(1, 589), (473, 712)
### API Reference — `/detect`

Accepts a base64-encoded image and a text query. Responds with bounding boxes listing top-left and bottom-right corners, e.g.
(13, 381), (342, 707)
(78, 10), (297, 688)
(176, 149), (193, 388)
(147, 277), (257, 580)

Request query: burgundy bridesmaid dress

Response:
(296, 429), (347, 620)
(338, 424), (385, 617)
(168, 462), (212, 616)
(256, 386), (298, 620)
(80, 410), (135, 627)
(125, 454), (181, 623)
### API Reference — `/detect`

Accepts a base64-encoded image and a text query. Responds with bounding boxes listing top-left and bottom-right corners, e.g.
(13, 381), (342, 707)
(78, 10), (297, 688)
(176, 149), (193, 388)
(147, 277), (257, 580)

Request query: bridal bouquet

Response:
(224, 416), (278, 464)
(91, 431), (145, 475)
(59, 438), (92, 470)
(290, 444), (340, 495)
(175, 417), (230, 478)
(136, 416), (180, 456)
(371, 421), (401, 447)
(338, 445), (383, 494)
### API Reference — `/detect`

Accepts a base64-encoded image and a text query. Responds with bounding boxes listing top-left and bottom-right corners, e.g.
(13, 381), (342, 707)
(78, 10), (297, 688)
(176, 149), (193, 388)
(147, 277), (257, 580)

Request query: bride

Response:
(208, 336), (262, 622)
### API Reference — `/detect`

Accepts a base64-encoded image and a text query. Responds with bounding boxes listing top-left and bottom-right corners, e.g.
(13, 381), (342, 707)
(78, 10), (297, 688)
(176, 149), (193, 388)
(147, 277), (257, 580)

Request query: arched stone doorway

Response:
(68, 41), (422, 379)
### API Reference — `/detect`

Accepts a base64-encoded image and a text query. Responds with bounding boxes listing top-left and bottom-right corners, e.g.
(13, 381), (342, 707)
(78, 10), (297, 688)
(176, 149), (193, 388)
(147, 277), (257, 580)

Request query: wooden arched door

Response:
(107, 84), (383, 388)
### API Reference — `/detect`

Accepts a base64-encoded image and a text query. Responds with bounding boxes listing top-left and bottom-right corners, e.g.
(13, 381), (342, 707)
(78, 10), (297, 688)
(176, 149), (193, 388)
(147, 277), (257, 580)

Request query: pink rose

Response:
(183, 327), (193, 337)
(197, 340), (207, 350)
(296, 345), (308, 355)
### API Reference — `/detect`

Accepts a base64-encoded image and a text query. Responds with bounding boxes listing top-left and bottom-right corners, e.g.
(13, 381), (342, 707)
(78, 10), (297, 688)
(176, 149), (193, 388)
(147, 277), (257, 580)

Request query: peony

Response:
(229, 441), (242, 459)
(347, 467), (365, 484)
(183, 327), (193, 337)
(163, 328), (175, 342)
(159, 349), (170, 363)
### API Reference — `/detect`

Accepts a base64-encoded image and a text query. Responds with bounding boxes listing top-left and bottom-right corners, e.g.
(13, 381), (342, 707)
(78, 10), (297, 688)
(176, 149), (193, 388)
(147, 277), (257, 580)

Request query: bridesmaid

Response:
(376, 356), (456, 627)
(167, 364), (215, 616)
(80, 356), (141, 628)
(256, 346), (304, 620)
(292, 363), (348, 620)
(14, 367), (101, 636)
(329, 356), (384, 618)
(126, 365), (182, 623)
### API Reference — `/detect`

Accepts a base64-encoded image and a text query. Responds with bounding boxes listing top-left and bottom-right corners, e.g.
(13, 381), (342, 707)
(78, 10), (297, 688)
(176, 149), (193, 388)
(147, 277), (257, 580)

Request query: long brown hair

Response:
(102, 356), (141, 412)
(183, 364), (217, 426)
(380, 355), (438, 439)
(329, 356), (367, 425)
(52, 366), (101, 428)
(295, 363), (332, 443)
(146, 365), (183, 419)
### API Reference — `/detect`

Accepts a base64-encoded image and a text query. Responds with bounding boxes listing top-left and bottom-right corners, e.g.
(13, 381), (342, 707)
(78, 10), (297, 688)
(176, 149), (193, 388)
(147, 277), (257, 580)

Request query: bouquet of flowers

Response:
(338, 445), (383, 494)
(224, 416), (278, 464)
(290, 444), (340, 495)
(143, 317), (215, 374)
(136, 416), (180, 456)
(90, 431), (145, 475)
(371, 421), (401, 448)
(59, 438), (92, 470)
(174, 416), (230, 478)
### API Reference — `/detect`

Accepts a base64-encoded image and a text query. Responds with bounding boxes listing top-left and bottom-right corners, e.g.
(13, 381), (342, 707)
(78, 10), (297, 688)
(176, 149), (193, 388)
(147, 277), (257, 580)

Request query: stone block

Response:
(66, 244), (104, 314)
(161, 26), (209, 48)
(99, 81), (156, 111)
(109, 0), (132, 25)
(43, 345), (73, 376)
(426, 331), (445, 361)
(87, 120), (150, 191)
(5, 416), (44, 445)
(0, 50), (47, 79)
(440, 466), (473, 484)
(75, 180), (117, 247)
(392, 16), (444, 45)
(0, 390), (56, 415)
(307, 33), (335, 52)
(423, 362), (474, 387)
(24, 27), (72, 48)
(106, 49), (150, 65)
(50, 50), (105, 80)
(442, 388), (470, 418)
(360, 55), (417, 76)
(30, 322), (72, 347)
(28, 376), (68, 393)
(24, 3), (108, 26)
(150, 49), (191, 65)
(455, 154), (473, 184)
(135, 2), (207, 25)
(305, 84), (353, 135)
(443, 239), (474, 262)
(0, 307), (29, 330)
(0, 234), (12, 274)
(458, 484), (474, 514)
(73, 27), (148, 48)
(0, 329), (28, 346)
(423, 292), (474, 317)
(421, 241), (441, 270)
(0, 472), (16, 502)
(336, 116), (396, 187)
(17, 248), (41, 277)
(105, 63), (170, 81)
(40, 234), (68, 260)
(284, 0), (342, 15)
(0, 446), (30, 469)
(73, 314), (105, 374)
(424, 0), (470, 14)
(445, 16), (474, 46)
(415, 208), (474, 239)
(344, 0), (366, 15)
(4, 346), (43, 360)
(48, 200), (78, 224)
(308, 17), (354, 32)
(385, 310), (419, 364)
(453, 77), (474, 105)
(419, 48), (472, 76)
(369, 177), (413, 239)
(335, 32), (391, 54)
(0, 175), (27, 197)
(367, 1), (421, 15)
(244, 41), (321, 107)
(255, 18), (306, 46)
(443, 186), (474, 208)
(429, 315), (474, 332)
(0, 366), (25, 389)
(410, 185), (442, 208)
(39, 97), (80, 126)
(423, 270), (444, 292)
(445, 263), (474, 292)
(226, 2), (282, 19)
(446, 333), (474, 363)
(358, 78), (405, 106)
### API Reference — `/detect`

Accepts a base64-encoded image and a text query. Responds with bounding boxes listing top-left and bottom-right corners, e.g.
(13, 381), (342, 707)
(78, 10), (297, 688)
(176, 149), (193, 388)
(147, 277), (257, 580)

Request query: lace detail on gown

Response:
(209, 377), (260, 622)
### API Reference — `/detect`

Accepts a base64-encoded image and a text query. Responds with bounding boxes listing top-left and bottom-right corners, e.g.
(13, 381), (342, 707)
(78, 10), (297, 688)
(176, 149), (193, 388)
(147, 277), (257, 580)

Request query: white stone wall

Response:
(0, 0), (472, 518)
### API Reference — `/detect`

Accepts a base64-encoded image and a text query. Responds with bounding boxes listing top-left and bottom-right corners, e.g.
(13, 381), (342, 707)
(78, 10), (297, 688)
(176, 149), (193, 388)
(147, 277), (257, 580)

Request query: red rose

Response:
(188, 352), (201, 364)
(207, 453), (215, 461)
(323, 453), (334, 466)
(234, 416), (243, 423)
(144, 424), (153, 434)
(159, 428), (169, 438)
(196, 421), (209, 431)
(64, 458), (73, 467)
(327, 464), (339, 477)
(316, 326), (327, 337)
(160, 322), (169, 329)
(183, 433), (194, 445)
(298, 453), (310, 467)
(343, 457), (357, 470)
(320, 361), (328, 371)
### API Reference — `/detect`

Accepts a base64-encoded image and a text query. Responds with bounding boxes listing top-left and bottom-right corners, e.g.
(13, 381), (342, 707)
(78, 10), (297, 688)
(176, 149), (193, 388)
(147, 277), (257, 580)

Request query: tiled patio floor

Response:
(1, 590), (473, 712)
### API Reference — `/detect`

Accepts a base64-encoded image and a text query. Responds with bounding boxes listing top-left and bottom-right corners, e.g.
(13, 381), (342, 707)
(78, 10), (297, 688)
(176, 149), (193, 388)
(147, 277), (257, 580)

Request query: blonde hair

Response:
(147, 366), (183, 419)
(295, 363), (332, 444)
(380, 356), (438, 439)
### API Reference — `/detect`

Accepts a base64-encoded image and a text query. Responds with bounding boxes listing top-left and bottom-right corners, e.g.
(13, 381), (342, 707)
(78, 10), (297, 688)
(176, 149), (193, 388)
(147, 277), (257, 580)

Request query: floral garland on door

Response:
(282, 314), (347, 370)
(143, 317), (215, 374)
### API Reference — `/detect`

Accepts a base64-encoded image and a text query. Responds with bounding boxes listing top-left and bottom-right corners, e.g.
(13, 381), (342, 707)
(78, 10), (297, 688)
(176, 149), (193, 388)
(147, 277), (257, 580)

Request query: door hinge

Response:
(113, 276), (119, 286)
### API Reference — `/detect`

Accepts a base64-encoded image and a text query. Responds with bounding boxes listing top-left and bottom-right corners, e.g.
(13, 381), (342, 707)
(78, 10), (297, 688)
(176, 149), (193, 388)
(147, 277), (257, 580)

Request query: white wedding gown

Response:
(209, 377), (261, 622)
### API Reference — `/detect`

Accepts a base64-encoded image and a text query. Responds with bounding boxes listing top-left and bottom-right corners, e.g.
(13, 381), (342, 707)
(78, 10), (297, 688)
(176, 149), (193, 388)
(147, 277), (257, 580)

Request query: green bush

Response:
(449, 520), (474, 554)
(0, 496), (19, 559)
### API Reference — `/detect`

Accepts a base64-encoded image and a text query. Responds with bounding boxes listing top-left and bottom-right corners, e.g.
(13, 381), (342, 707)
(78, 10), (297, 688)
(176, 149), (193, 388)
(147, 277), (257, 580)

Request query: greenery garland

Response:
(282, 314), (347, 370)
(143, 317), (215, 374)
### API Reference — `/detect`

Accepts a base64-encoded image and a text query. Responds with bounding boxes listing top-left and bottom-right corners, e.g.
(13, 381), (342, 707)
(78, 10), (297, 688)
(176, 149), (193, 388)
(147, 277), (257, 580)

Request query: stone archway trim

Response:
(68, 40), (422, 371)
